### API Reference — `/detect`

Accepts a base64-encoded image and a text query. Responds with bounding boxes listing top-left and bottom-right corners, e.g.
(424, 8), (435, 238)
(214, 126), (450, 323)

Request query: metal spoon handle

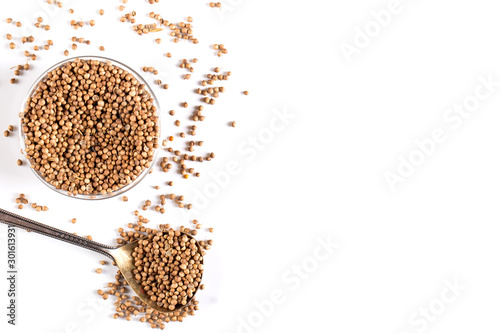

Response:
(0, 208), (116, 260)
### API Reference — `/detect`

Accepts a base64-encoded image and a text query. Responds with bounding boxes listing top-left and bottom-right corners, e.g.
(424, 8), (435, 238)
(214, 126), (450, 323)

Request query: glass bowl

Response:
(19, 56), (161, 200)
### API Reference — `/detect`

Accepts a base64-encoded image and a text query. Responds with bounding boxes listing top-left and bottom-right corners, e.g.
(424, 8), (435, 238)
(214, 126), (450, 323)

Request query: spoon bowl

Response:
(110, 234), (203, 313)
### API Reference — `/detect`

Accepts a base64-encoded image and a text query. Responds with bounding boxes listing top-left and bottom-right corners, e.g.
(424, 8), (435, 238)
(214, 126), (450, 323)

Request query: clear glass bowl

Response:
(19, 56), (161, 200)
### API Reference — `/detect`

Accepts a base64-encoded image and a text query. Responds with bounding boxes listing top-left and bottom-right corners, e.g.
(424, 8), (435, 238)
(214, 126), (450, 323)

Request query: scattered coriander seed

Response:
(64, 50), (69, 56)
(69, 8), (74, 14)
(163, 84), (169, 89)
(99, 9), (104, 15)
(71, 218), (77, 224)
(96, 268), (103, 274)
(99, 46), (105, 51)
(17, 159), (23, 166)
(6, 34), (12, 40)
(9, 42), (15, 49)
(90, 20), (96, 26)
(16, 22), (22, 27)
(6, 18), (12, 23)
(231, 121), (236, 127)
(9, 78), (16, 84)
(122, 196), (128, 202)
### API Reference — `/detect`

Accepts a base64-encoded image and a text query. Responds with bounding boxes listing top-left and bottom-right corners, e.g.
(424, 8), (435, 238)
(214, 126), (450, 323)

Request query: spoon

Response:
(0, 207), (203, 313)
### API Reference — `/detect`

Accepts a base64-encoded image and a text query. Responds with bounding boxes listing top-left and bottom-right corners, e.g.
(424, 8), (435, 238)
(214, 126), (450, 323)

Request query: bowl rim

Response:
(19, 55), (161, 200)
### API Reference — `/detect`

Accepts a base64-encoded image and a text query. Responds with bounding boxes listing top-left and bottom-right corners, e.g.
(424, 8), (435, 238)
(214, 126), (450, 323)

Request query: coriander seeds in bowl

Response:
(20, 57), (160, 199)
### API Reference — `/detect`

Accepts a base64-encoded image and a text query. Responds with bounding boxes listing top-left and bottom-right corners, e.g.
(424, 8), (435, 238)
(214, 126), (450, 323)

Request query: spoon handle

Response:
(0, 207), (116, 260)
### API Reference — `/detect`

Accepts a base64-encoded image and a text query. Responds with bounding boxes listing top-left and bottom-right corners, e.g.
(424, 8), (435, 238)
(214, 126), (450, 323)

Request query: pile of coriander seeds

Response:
(97, 221), (211, 329)
(132, 227), (204, 311)
(21, 58), (160, 196)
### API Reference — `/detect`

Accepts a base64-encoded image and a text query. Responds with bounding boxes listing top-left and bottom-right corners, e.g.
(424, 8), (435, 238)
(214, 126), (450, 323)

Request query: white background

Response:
(1, 0), (500, 332)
